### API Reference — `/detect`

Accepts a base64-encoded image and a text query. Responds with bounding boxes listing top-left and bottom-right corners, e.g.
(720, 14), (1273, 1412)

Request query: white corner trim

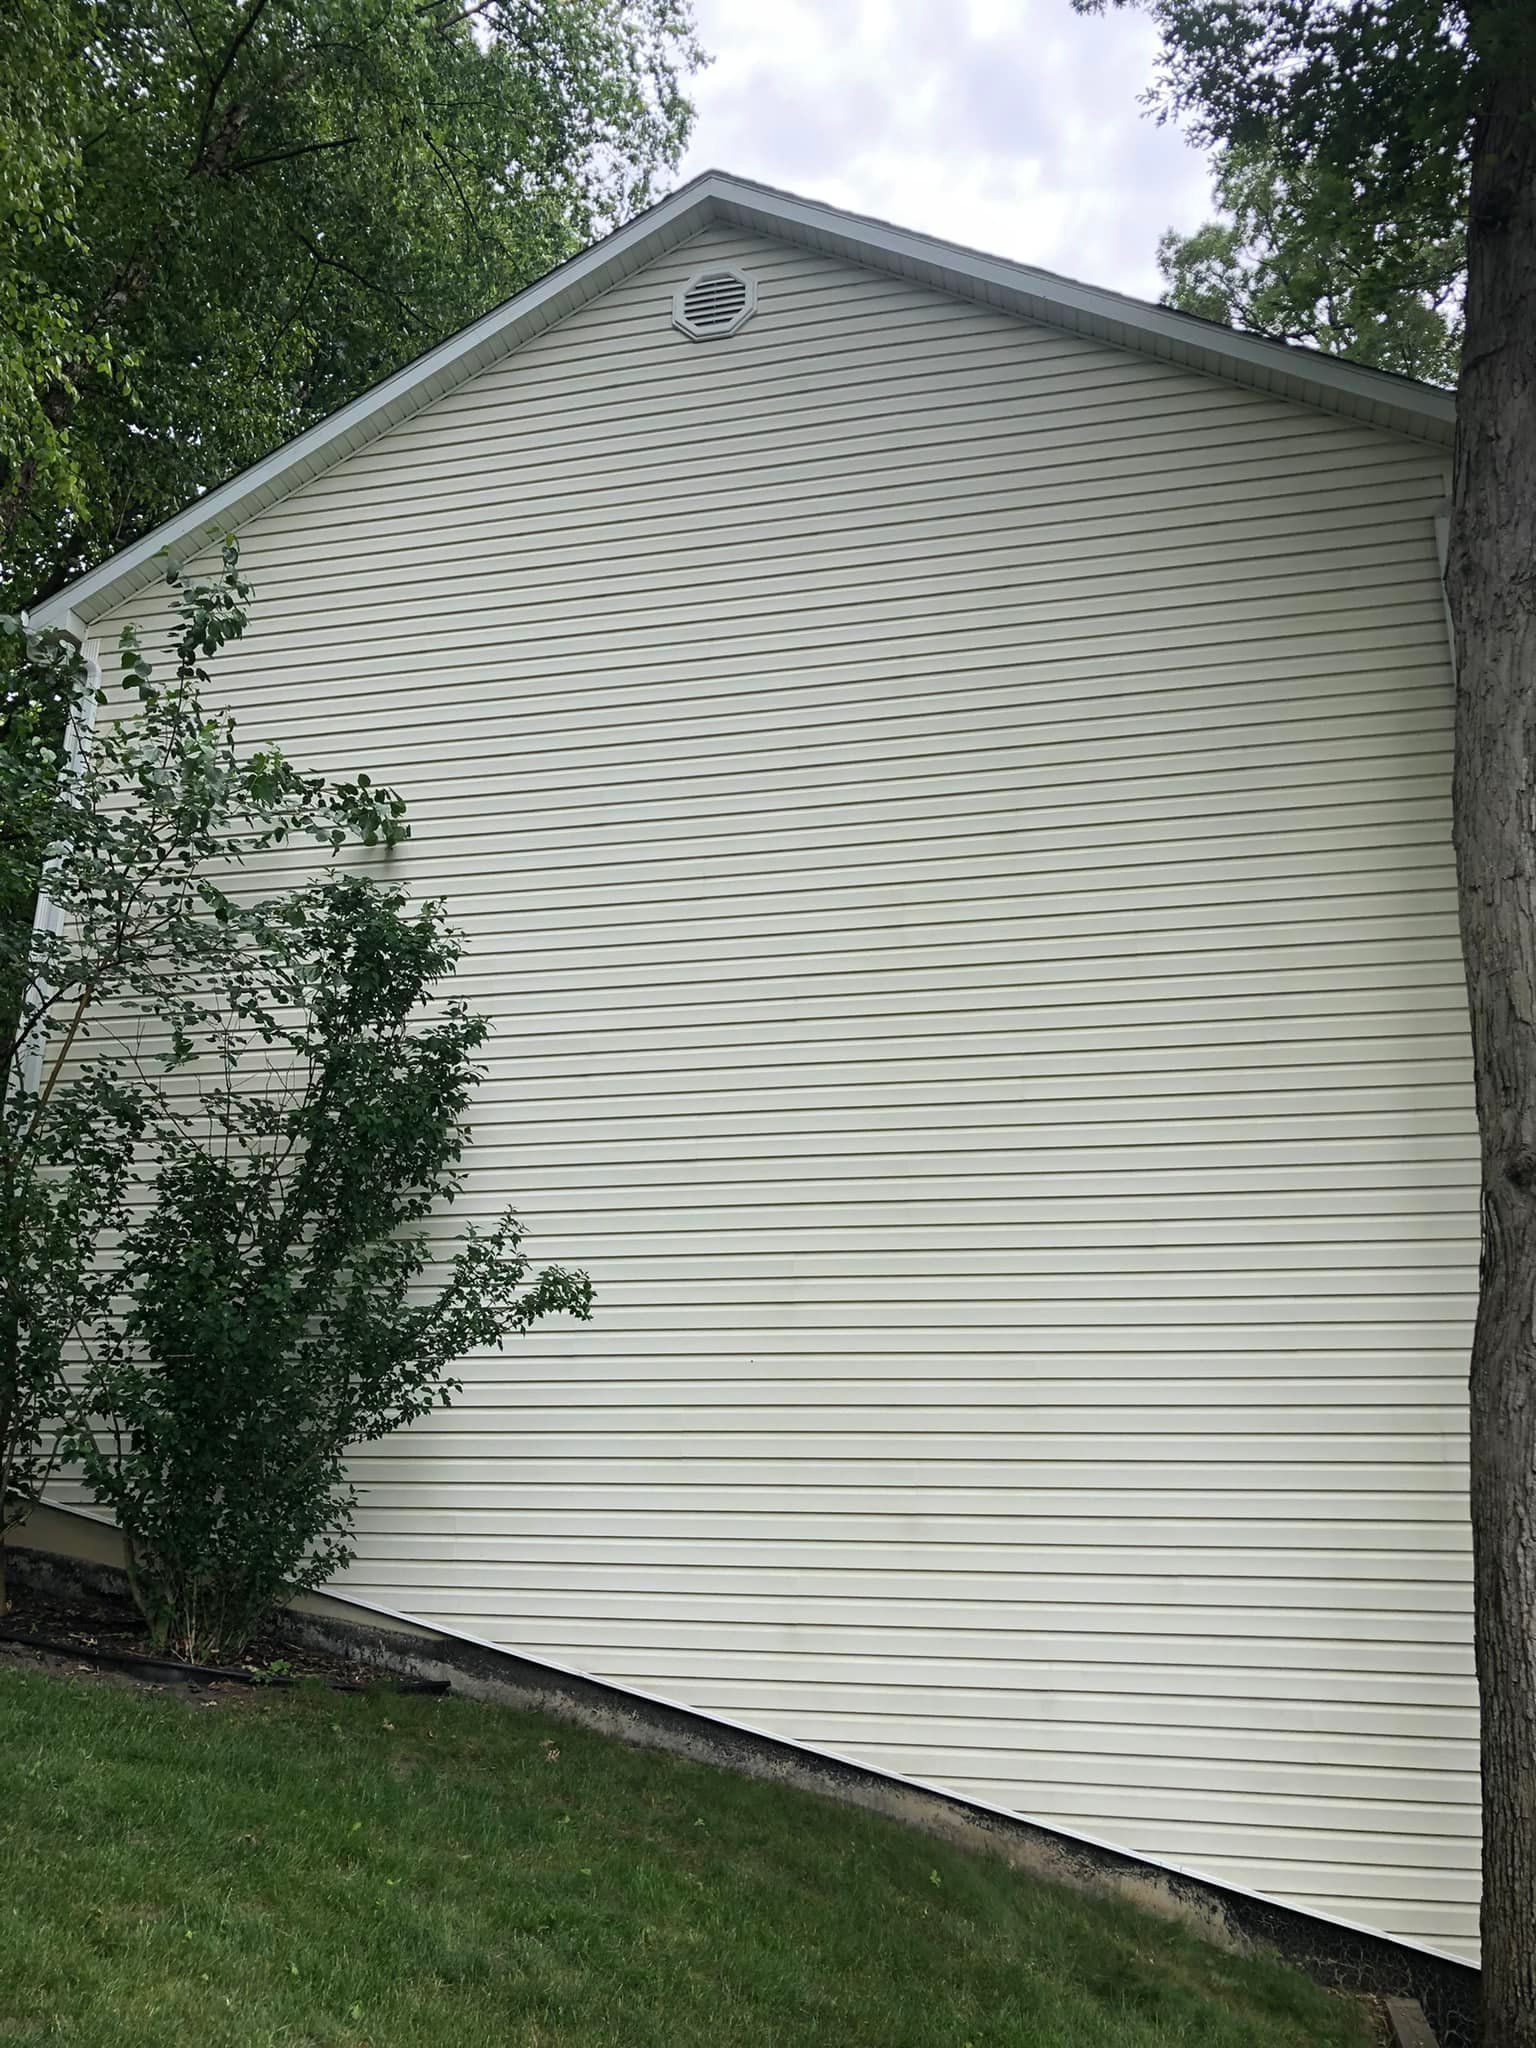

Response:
(17, 615), (99, 1099)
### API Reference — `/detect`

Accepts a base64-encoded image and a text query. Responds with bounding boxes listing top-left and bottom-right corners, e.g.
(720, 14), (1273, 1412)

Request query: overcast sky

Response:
(675, 0), (1216, 303)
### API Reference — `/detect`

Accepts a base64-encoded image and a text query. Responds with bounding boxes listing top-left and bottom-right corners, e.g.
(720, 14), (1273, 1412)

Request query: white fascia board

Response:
(704, 175), (1456, 445)
(31, 168), (1455, 633)
(28, 183), (719, 631)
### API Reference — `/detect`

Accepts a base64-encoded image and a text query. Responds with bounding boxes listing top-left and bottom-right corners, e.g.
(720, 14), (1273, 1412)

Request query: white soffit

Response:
(32, 169), (1456, 633)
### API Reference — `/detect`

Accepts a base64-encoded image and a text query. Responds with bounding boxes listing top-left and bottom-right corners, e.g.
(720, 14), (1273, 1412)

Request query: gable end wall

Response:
(80, 226), (1477, 1958)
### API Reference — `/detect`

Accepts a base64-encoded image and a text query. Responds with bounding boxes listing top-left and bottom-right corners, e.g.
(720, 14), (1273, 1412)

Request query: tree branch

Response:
(428, 0), (498, 31)
(287, 232), (425, 334)
(194, 0), (273, 173)
(167, 0), (211, 66)
(229, 135), (359, 177)
(423, 133), (501, 251)
(256, 255), (324, 379)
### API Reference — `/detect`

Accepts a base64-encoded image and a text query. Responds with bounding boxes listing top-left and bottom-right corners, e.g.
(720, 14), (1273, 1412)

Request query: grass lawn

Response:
(0, 1664), (1381, 2048)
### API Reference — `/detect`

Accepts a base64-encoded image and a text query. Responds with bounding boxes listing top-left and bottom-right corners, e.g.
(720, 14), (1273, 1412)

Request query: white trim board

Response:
(30, 170), (1456, 635)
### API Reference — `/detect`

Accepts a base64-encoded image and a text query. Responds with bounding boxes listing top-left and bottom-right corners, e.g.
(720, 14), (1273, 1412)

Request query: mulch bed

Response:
(0, 1580), (446, 1696)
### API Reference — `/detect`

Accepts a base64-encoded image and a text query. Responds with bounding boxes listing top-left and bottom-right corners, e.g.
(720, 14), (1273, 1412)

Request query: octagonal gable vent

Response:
(673, 266), (757, 340)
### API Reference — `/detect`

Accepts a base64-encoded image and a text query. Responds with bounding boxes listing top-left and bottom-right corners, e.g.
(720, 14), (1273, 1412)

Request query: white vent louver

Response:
(672, 267), (757, 341)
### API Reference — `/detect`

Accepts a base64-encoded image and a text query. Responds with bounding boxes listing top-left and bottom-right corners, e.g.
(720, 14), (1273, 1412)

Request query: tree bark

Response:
(1446, 28), (1536, 2048)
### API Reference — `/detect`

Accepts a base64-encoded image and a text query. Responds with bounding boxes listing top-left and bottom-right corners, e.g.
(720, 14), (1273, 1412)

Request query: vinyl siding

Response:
(81, 225), (1477, 1957)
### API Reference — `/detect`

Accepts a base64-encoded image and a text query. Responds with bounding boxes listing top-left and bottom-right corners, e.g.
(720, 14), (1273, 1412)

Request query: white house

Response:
(34, 173), (1477, 1963)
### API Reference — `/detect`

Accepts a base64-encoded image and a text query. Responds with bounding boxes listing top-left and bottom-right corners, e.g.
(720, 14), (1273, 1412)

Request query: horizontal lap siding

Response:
(86, 226), (1476, 1957)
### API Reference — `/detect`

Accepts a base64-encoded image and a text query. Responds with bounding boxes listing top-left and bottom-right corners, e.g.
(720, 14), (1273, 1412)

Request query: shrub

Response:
(73, 874), (591, 1663)
(0, 548), (407, 1610)
(3, 546), (587, 1645)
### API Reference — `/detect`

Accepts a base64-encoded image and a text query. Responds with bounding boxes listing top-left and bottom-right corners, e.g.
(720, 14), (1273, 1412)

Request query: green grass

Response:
(0, 1667), (1379, 2048)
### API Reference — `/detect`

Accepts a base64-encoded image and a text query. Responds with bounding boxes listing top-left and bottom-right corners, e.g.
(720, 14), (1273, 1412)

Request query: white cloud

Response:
(676, 0), (1215, 302)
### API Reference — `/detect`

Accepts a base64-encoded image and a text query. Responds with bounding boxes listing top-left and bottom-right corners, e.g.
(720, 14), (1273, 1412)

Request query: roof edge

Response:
(31, 174), (723, 630)
(704, 172), (1455, 433)
(32, 168), (1456, 632)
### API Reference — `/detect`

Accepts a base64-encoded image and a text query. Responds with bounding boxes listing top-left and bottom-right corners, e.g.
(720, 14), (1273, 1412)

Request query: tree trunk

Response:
(1446, 31), (1536, 2048)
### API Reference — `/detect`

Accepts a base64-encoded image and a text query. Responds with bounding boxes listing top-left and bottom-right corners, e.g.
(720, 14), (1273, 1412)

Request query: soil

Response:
(0, 1580), (427, 1697)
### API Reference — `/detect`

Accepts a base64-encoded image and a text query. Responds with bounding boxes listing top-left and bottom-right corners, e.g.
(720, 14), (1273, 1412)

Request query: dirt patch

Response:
(0, 1580), (426, 1695)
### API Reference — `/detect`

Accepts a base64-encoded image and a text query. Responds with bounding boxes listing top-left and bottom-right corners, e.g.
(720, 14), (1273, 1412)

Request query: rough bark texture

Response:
(1446, 27), (1536, 2048)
